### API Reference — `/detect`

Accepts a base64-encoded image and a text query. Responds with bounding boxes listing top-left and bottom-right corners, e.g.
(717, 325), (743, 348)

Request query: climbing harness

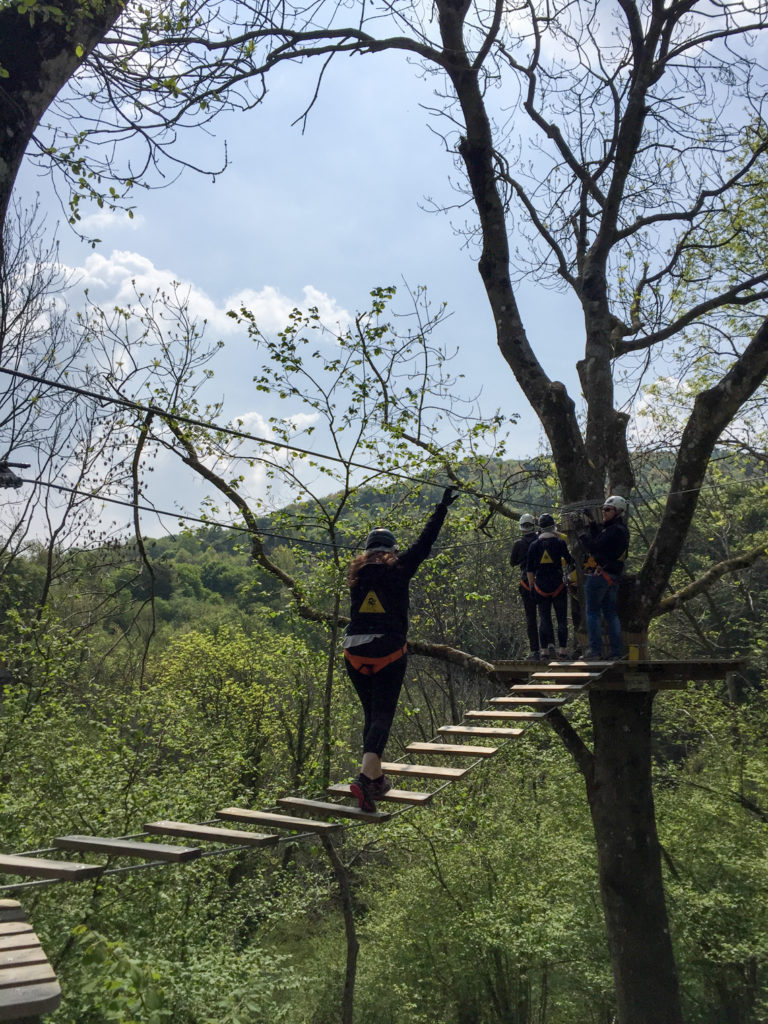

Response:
(343, 644), (407, 675)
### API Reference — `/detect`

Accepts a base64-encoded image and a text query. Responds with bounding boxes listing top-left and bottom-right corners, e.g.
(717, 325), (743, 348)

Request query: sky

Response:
(12, 43), (584, 533)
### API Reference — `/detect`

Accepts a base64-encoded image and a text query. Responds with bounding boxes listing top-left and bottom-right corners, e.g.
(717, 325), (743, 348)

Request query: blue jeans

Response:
(584, 573), (622, 658)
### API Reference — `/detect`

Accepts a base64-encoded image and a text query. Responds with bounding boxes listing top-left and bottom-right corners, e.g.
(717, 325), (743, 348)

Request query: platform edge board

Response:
(406, 742), (498, 757)
(380, 761), (469, 779)
(144, 821), (279, 847)
(53, 835), (201, 863)
(0, 855), (104, 882)
(0, 980), (61, 1019)
(438, 725), (524, 738)
(327, 784), (433, 805)
(216, 808), (341, 832)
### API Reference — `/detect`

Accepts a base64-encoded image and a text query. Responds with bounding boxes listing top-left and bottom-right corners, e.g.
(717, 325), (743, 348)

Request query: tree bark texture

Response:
(587, 691), (683, 1024)
(0, 0), (123, 242)
(320, 835), (359, 1024)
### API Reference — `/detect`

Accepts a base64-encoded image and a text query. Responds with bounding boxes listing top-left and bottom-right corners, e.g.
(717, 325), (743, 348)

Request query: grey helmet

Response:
(603, 495), (628, 514)
(365, 527), (397, 553)
(519, 513), (536, 534)
(538, 513), (555, 530)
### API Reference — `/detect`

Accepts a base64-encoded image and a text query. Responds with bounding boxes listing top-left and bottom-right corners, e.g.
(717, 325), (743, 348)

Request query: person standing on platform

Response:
(510, 513), (541, 661)
(578, 495), (630, 661)
(526, 513), (575, 661)
(344, 487), (459, 813)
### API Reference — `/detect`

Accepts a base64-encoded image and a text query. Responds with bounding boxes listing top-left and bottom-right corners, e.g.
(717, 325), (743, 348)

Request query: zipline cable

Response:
(0, 366), (511, 495)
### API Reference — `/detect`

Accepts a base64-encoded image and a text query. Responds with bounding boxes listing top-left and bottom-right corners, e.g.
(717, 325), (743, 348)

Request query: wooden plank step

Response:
(0, 926), (33, 939)
(380, 761), (469, 780)
(438, 725), (523, 738)
(144, 821), (279, 847)
(530, 671), (599, 681)
(0, 962), (56, 989)
(278, 796), (390, 822)
(327, 784), (433, 805)
(0, 934), (40, 953)
(406, 742), (498, 757)
(510, 684), (588, 693)
(0, 980), (61, 1019)
(491, 696), (567, 706)
(0, 947), (47, 968)
(465, 709), (548, 721)
(0, 855), (104, 882)
(54, 835), (200, 863)
(217, 808), (341, 833)
(0, 903), (26, 925)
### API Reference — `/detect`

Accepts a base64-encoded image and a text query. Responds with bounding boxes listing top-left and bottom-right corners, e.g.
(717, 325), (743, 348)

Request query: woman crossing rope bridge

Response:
(343, 487), (460, 812)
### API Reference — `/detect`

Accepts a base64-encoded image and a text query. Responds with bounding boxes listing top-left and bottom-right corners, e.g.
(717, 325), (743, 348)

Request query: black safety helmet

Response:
(365, 528), (397, 552)
(538, 513), (555, 530)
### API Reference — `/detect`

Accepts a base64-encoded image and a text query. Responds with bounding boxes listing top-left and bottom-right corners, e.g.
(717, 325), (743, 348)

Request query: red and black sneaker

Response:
(369, 774), (392, 800)
(350, 774), (377, 813)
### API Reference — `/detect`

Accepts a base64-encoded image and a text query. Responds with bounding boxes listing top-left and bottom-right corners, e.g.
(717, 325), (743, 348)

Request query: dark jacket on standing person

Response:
(579, 518), (630, 577)
(526, 532), (575, 597)
(347, 503), (448, 646)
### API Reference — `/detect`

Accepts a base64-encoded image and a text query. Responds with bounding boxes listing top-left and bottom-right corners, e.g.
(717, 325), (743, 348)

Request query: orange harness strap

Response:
(344, 644), (407, 676)
(534, 580), (566, 598)
(594, 567), (617, 586)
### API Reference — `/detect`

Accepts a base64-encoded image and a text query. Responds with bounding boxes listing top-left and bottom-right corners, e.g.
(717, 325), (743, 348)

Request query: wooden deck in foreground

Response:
(0, 900), (60, 1022)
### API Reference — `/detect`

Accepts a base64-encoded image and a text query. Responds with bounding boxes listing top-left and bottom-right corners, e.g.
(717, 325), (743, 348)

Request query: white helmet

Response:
(603, 495), (627, 513)
(519, 513), (536, 533)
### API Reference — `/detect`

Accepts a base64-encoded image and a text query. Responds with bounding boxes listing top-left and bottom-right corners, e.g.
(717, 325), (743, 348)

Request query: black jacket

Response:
(526, 532), (575, 595)
(579, 517), (630, 576)
(347, 502), (448, 644)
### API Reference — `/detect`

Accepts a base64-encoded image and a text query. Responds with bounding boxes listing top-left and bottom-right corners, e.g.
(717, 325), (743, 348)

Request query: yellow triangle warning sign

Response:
(540, 550), (554, 564)
(360, 590), (386, 613)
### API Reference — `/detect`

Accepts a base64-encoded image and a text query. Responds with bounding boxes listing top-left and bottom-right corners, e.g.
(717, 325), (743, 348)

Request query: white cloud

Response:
(67, 249), (351, 337)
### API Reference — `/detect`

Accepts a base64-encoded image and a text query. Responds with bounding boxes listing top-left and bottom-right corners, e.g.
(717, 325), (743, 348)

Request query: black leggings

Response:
(536, 590), (569, 649)
(519, 584), (539, 653)
(345, 654), (408, 757)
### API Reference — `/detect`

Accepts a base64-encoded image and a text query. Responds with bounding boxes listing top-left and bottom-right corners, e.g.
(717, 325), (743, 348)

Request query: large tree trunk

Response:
(0, 0), (123, 242)
(587, 691), (683, 1024)
(439, 21), (685, 1019)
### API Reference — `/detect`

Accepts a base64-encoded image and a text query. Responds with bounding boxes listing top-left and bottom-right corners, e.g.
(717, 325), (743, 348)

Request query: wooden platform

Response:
(492, 658), (747, 690)
(0, 902), (60, 1021)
